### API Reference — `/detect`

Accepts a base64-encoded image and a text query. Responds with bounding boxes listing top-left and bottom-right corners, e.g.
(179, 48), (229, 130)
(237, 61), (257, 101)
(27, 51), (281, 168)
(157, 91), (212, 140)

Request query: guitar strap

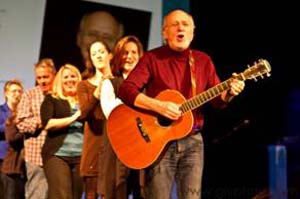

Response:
(189, 50), (196, 97)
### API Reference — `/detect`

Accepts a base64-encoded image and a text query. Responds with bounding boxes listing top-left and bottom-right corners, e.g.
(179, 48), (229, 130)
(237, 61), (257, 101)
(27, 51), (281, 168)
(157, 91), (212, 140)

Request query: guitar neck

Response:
(180, 73), (245, 113)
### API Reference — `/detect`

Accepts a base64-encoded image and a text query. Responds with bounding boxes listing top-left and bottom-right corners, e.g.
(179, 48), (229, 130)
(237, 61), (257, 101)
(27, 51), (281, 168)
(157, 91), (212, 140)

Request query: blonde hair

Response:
(51, 64), (82, 100)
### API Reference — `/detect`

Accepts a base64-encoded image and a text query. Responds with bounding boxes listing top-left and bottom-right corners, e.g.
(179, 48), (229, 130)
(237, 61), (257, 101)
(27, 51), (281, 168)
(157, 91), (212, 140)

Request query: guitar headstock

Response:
(241, 59), (271, 81)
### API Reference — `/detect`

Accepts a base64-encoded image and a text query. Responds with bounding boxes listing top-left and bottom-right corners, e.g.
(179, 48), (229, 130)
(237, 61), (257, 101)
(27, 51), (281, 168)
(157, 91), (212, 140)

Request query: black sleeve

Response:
(40, 94), (55, 128)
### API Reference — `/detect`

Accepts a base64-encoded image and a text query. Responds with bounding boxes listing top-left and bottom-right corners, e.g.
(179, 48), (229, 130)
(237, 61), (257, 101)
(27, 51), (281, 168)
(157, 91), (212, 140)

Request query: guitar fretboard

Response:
(180, 79), (231, 113)
(180, 59), (271, 113)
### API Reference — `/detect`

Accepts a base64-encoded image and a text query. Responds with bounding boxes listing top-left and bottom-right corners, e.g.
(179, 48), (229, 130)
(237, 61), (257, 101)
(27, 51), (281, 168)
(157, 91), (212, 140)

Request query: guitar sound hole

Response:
(157, 115), (173, 127)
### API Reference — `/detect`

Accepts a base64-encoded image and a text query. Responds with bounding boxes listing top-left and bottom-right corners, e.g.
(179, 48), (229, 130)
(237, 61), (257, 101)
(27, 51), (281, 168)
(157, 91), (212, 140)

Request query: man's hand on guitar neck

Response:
(134, 93), (182, 120)
(221, 73), (245, 102)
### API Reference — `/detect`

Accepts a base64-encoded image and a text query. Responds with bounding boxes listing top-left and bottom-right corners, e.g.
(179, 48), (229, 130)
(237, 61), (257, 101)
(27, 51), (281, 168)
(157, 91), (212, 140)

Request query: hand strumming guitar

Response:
(134, 93), (182, 120)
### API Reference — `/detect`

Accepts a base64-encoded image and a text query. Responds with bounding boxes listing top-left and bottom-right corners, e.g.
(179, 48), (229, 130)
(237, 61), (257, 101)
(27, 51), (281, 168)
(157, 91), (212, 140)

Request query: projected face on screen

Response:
(39, 0), (153, 72)
(76, 10), (124, 66)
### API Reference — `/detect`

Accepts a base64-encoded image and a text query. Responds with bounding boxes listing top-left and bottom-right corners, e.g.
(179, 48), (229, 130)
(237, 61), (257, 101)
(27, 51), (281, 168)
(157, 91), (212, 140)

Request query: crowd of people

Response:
(0, 9), (245, 199)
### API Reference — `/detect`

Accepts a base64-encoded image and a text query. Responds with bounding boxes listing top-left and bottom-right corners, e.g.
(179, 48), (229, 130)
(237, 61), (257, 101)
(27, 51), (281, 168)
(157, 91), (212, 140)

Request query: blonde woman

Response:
(40, 64), (83, 199)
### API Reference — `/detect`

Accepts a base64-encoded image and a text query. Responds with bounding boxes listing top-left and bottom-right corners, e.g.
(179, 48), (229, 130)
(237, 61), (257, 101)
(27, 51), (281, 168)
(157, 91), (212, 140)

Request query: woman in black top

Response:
(40, 64), (83, 199)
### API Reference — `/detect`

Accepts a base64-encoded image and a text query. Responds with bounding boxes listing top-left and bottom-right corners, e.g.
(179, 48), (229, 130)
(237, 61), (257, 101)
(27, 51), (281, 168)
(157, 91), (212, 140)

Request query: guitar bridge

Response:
(136, 117), (150, 143)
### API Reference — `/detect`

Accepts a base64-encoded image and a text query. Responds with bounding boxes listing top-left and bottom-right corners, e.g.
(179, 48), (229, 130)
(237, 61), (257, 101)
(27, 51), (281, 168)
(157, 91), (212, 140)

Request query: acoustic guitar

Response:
(107, 59), (271, 169)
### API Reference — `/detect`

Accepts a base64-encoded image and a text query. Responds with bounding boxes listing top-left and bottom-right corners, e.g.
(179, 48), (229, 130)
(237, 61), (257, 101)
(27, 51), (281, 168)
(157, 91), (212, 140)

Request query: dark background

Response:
(39, 0), (299, 198)
(39, 0), (151, 72)
(190, 0), (299, 198)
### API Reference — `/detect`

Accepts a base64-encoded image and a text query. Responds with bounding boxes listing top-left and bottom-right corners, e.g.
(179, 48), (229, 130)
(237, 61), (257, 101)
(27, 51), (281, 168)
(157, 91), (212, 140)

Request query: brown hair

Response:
(81, 40), (113, 80)
(4, 79), (24, 126)
(3, 79), (23, 102)
(111, 35), (144, 76)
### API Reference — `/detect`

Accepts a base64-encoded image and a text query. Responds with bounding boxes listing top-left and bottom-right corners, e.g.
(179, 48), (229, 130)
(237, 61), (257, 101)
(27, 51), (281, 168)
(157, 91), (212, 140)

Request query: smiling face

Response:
(5, 83), (23, 105)
(90, 41), (112, 72)
(162, 10), (195, 51)
(61, 68), (80, 96)
(122, 41), (139, 74)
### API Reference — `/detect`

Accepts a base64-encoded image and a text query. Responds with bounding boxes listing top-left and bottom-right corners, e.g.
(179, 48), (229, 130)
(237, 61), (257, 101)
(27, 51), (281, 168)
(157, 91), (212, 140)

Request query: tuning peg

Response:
(259, 73), (264, 79)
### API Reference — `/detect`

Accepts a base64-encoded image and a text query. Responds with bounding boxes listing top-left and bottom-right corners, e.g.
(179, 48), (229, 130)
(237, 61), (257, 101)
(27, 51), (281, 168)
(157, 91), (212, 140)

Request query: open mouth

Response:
(177, 34), (185, 41)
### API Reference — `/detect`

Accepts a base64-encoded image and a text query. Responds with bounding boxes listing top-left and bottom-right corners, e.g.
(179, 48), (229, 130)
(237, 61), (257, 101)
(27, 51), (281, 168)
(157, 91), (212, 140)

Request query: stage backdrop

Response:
(0, 0), (162, 104)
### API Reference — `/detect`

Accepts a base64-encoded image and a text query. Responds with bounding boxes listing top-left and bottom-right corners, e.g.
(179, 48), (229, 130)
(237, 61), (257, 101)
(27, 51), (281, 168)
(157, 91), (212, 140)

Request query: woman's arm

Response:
(40, 95), (81, 131)
(100, 79), (123, 119)
(43, 110), (81, 131)
(77, 81), (99, 120)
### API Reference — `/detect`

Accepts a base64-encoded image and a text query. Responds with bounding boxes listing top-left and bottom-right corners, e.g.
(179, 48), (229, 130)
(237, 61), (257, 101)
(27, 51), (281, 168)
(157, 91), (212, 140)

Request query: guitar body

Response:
(107, 89), (194, 169)
(107, 58), (272, 169)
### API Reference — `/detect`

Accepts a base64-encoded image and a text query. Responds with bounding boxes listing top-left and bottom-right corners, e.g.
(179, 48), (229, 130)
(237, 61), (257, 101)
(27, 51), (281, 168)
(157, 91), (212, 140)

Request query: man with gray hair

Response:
(16, 58), (56, 199)
(118, 9), (245, 199)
